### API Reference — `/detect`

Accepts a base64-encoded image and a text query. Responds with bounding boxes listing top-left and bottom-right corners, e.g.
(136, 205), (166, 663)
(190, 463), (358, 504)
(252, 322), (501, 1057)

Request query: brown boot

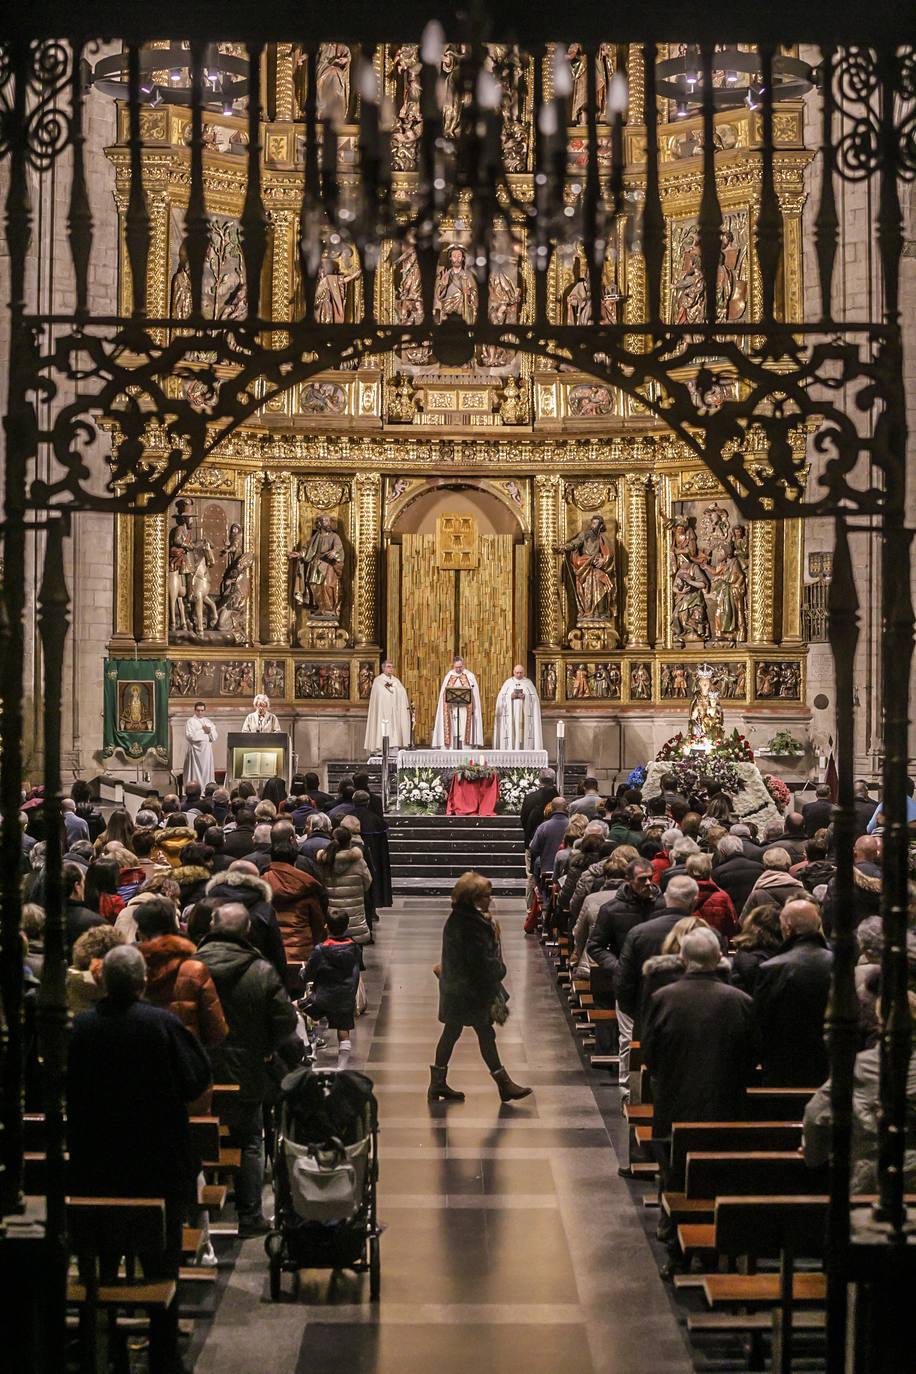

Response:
(428, 1065), (465, 1102)
(492, 1067), (533, 1102)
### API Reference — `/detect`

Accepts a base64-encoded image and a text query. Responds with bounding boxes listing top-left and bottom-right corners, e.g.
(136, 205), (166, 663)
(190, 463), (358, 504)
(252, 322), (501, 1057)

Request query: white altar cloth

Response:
(397, 749), (548, 770)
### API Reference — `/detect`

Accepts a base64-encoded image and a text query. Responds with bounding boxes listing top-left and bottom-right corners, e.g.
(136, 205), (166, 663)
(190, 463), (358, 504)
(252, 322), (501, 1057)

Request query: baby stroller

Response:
(266, 1065), (380, 1301)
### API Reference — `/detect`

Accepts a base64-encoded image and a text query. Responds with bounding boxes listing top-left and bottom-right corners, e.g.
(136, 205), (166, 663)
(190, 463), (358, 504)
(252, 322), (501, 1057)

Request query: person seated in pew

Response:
(753, 899), (833, 1087)
(67, 944), (212, 1370)
(803, 987), (916, 1194)
(642, 927), (757, 1265)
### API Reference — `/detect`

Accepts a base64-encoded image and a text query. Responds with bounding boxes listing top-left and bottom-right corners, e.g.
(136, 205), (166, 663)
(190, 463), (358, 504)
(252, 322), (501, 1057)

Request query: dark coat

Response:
(438, 899), (506, 1028)
(616, 908), (694, 1021)
(521, 784), (559, 847)
(67, 997), (212, 1202)
(350, 805), (393, 909)
(821, 863), (882, 937)
(802, 798), (835, 838)
(852, 797), (877, 838)
(587, 881), (663, 974)
(643, 971), (756, 1140)
(264, 860), (327, 964)
(793, 858), (836, 894)
(713, 854), (764, 911)
(307, 787), (335, 812)
(736, 837), (765, 863)
(204, 869), (287, 979)
(730, 945), (780, 996)
(287, 799), (318, 832)
(753, 932), (833, 1086)
(196, 931), (299, 1100)
(304, 938), (361, 1029)
(74, 802), (105, 843)
(65, 901), (105, 958)
(222, 823), (257, 859)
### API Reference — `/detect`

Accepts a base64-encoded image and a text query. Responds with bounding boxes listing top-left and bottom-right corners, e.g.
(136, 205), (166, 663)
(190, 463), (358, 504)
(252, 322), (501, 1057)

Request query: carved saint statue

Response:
(562, 515), (616, 624)
(668, 516), (710, 645)
(479, 264), (522, 368)
(291, 515), (345, 622)
(390, 45), (422, 170)
(708, 543), (748, 642)
(316, 43), (351, 123)
(434, 245), (478, 325)
(689, 666), (725, 743)
(170, 248), (193, 321)
(168, 502), (251, 644)
(440, 45), (465, 140)
(314, 254), (360, 325)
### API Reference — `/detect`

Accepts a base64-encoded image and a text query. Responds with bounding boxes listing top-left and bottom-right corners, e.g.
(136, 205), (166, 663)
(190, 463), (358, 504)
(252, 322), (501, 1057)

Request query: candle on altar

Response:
(556, 720), (566, 739)
(381, 718), (390, 739)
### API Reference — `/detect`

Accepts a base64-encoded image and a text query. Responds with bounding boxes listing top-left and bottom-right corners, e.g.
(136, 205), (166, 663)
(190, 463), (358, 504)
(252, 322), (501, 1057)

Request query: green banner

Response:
(102, 660), (170, 761)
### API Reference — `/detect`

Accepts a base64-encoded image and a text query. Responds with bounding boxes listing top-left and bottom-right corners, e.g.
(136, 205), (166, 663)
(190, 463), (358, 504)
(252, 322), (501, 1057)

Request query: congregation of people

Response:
(521, 764), (916, 1255)
(16, 765), (391, 1369)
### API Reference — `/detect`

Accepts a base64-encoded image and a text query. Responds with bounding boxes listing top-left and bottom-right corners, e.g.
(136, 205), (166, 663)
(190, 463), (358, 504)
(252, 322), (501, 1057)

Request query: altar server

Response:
(184, 701), (217, 788)
(364, 661), (411, 753)
(493, 665), (543, 751)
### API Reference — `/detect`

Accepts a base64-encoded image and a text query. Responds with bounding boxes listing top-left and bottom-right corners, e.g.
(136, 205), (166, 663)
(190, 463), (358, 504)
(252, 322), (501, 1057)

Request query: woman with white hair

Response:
(241, 695), (280, 733)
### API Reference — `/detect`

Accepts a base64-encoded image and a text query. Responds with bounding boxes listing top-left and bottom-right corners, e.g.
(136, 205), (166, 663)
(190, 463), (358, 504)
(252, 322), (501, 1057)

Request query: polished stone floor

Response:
(193, 898), (693, 1374)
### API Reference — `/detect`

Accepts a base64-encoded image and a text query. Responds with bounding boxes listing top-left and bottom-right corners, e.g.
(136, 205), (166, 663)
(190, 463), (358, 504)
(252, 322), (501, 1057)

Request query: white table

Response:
(396, 749), (549, 770)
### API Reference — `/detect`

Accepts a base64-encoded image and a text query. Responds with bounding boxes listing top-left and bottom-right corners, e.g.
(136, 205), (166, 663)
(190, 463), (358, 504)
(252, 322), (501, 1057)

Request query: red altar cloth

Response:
(446, 772), (500, 816)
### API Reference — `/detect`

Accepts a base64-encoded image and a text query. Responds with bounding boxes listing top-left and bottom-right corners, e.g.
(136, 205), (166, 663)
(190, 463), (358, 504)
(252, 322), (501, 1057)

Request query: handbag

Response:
(355, 973), (368, 1016)
(490, 984), (510, 1025)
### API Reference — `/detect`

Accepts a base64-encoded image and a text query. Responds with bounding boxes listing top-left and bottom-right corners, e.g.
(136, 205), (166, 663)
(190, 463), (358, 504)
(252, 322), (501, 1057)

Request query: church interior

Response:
(1, 6), (914, 1372)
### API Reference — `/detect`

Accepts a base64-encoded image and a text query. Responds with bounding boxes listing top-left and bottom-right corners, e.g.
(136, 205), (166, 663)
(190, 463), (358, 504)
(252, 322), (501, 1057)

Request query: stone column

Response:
(624, 473), (650, 648)
(141, 512), (168, 647)
(534, 473), (562, 648)
(749, 521), (776, 645)
(353, 471), (381, 648)
(264, 471), (291, 646)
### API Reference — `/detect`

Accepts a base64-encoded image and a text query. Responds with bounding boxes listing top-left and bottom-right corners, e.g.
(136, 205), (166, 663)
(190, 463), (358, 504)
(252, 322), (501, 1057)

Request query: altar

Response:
(396, 749), (548, 770)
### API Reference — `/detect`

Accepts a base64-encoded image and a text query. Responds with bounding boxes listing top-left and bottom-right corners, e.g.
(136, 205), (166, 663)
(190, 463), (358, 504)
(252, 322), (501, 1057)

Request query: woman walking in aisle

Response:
(429, 872), (532, 1104)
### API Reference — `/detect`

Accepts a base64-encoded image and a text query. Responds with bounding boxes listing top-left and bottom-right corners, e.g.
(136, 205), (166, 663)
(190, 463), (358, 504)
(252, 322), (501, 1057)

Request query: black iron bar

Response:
(184, 42), (209, 320)
(125, 42), (150, 318)
(240, 42), (267, 319)
(756, 45), (782, 323)
(583, 45), (602, 322)
(698, 45), (722, 329)
(67, 39), (92, 320)
(642, 43), (664, 329)
(814, 45), (839, 325)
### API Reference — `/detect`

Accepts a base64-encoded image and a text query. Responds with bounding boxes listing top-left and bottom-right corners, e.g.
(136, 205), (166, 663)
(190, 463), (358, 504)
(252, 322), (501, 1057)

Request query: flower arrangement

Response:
(450, 763), (499, 783)
(664, 755), (742, 796)
(763, 773), (792, 811)
(498, 767), (540, 813)
(656, 727), (753, 764)
(398, 767), (446, 814)
(765, 729), (803, 756)
(626, 765), (647, 789)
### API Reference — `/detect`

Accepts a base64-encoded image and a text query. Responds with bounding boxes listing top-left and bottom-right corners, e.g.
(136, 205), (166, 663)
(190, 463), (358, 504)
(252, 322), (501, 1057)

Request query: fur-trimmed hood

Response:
(205, 867), (272, 904)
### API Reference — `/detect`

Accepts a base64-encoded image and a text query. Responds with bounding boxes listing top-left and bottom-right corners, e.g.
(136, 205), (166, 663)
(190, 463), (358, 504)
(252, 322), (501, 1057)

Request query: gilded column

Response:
(275, 44), (296, 121)
(353, 471), (382, 648)
(749, 521), (776, 645)
(146, 189), (171, 342)
(141, 512), (168, 646)
(534, 473), (562, 649)
(778, 191), (806, 323)
(623, 240), (647, 356)
(265, 471), (291, 646)
(781, 518), (804, 645)
(625, 474), (650, 648)
(110, 513), (136, 650)
(627, 45), (645, 124)
(269, 208), (295, 347)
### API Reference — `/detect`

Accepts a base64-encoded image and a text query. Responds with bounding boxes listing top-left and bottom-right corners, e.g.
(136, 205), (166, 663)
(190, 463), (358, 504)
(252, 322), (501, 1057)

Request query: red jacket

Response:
(138, 934), (228, 1048)
(651, 852), (672, 887)
(693, 878), (738, 940)
(264, 861), (327, 964)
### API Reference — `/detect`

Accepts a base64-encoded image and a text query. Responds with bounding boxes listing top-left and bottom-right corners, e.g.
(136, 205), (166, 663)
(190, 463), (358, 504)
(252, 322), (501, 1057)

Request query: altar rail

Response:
(396, 749), (549, 770)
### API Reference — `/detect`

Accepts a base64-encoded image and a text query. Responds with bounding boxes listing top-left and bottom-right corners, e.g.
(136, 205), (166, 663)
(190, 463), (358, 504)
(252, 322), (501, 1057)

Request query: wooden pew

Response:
(668, 1121), (803, 1191)
(664, 1151), (820, 1226)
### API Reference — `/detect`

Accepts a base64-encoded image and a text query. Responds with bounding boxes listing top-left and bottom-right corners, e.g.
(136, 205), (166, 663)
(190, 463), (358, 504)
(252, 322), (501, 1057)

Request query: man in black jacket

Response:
(587, 860), (662, 978)
(753, 899), (833, 1086)
(303, 770), (335, 812)
(643, 926), (755, 1222)
(820, 834), (882, 936)
(67, 944), (211, 1365)
(802, 784), (835, 838)
(729, 823), (765, 863)
(204, 861), (287, 978)
(196, 903), (300, 1236)
(223, 807), (257, 859)
(713, 834), (764, 911)
(353, 771), (384, 820)
(521, 768), (559, 848)
(615, 875), (700, 1094)
(852, 779), (878, 837)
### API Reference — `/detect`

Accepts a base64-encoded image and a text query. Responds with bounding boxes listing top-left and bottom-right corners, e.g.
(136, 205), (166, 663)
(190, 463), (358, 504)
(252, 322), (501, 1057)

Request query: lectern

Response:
(226, 732), (290, 788)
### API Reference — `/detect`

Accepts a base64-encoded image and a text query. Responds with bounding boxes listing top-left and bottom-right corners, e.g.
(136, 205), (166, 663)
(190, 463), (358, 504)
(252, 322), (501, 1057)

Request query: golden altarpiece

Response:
(106, 44), (811, 762)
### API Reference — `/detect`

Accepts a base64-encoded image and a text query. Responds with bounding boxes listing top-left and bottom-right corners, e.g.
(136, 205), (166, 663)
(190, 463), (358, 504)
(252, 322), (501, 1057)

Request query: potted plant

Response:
(764, 729), (803, 757)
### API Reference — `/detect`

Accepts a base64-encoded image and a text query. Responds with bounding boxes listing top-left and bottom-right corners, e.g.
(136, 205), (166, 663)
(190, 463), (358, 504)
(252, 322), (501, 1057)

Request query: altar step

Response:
(388, 814), (527, 896)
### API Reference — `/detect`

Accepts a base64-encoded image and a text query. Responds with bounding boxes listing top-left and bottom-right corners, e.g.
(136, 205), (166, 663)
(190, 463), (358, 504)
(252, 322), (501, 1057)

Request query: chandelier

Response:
(655, 45), (815, 117)
(91, 43), (249, 113)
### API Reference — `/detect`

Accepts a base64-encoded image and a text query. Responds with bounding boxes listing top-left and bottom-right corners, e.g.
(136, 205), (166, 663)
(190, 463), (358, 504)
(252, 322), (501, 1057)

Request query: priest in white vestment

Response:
(184, 701), (217, 788)
(242, 694), (281, 733)
(364, 661), (411, 753)
(493, 665), (543, 751)
(431, 658), (484, 749)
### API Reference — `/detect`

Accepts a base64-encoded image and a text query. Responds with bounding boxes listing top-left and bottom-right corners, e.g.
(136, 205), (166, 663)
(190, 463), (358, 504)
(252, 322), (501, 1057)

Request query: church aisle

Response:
(193, 899), (694, 1374)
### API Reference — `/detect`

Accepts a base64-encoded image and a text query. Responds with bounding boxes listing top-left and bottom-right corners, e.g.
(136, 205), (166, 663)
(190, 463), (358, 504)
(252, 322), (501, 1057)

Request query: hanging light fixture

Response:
(655, 45), (814, 111)
(91, 43), (249, 111)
